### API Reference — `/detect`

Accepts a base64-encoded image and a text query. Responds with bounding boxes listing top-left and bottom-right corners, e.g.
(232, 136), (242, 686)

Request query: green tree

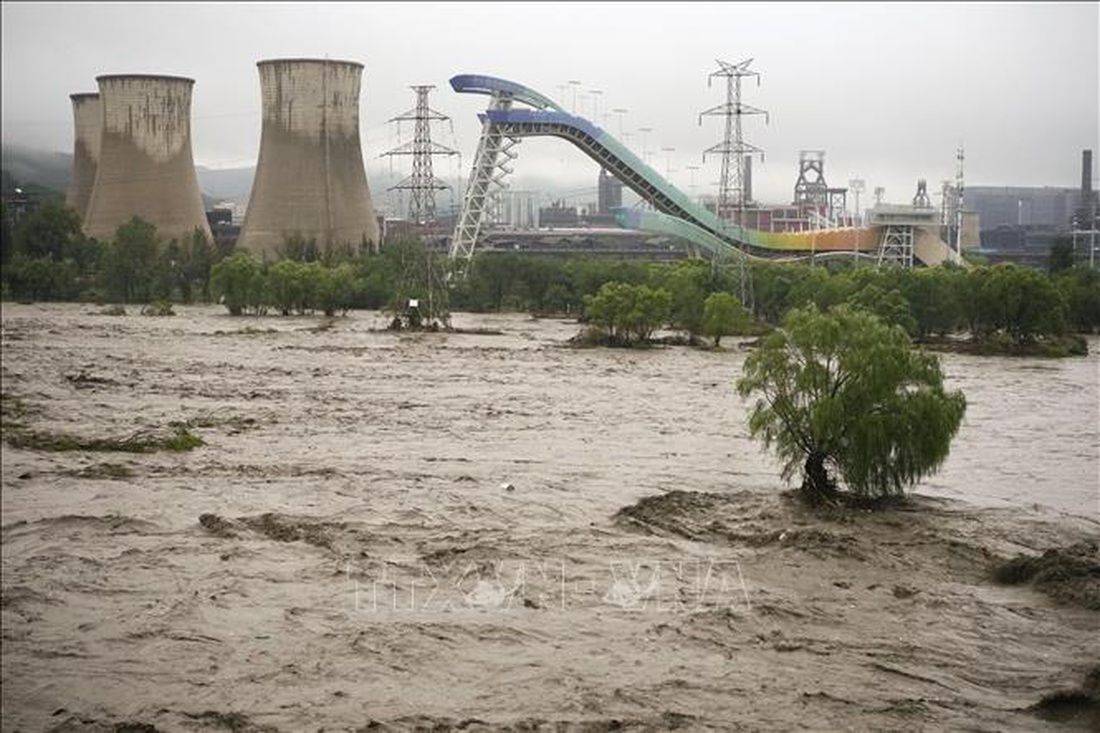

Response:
(968, 263), (1067, 344)
(518, 257), (572, 314)
(316, 263), (358, 316)
(4, 253), (77, 301)
(13, 199), (83, 261)
(583, 281), (671, 346)
(737, 305), (966, 505)
(469, 253), (523, 311)
(1055, 265), (1100, 333)
(268, 259), (312, 315)
(787, 265), (853, 312)
(654, 260), (710, 338)
(900, 266), (964, 338)
(0, 199), (14, 267)
(846, 283), (917, 336)
(701, 291), (751, 347)
(1048, 237), (1076, 274)
(279, 233), (320, 263)
(102, 216), (159, 302)
(211, 251), (264, 315)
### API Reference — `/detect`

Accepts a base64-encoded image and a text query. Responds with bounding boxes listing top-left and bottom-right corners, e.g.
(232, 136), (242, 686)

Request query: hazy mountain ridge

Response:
(2, 142), (616, 214)
(1, 143), (258, 204)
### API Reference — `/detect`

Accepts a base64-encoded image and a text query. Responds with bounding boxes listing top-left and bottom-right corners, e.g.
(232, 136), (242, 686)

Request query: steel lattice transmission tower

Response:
(699, 58), (768, 223)
(382, 85), (459, 224)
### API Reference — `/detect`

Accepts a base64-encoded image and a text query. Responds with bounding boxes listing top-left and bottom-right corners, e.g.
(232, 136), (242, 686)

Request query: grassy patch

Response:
(5, 425), (204, 454)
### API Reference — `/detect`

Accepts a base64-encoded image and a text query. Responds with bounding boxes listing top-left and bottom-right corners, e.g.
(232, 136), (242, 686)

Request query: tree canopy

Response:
(736, 304), (967, 505)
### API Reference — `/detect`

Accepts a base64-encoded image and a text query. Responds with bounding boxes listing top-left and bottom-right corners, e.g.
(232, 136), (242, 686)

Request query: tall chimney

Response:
(1083, 149), (1094, 199)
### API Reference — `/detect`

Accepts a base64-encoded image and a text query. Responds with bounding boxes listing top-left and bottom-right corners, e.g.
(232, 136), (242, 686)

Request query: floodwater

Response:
(1, 303), (1097, 731)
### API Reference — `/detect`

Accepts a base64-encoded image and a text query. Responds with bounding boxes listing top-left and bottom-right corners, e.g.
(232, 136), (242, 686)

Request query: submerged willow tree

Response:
(737, 305), (966, 505)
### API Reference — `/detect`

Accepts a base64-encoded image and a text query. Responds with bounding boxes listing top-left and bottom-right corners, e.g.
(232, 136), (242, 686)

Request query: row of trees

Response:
(2, 201), (228, 304)
(4, 201), (1099, 345)
(581, 282), (752, 347)
(211, 254), (360, 317)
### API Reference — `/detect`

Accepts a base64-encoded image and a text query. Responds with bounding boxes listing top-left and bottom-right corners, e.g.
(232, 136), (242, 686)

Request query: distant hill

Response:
(1, 142), (610, 214)
(2, 144), (71, 195)
(194, 165), (254, 203)
(0, 143), (257, 206)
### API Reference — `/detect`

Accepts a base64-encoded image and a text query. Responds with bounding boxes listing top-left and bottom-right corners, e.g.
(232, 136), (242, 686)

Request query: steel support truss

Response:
(449, 95), (519, 270)
(877, 224), (915, 269)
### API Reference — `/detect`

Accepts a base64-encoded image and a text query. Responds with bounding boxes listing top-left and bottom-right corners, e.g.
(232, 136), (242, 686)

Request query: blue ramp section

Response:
(450, 75), (564, 112)
(450, 74), (745, 257)
(479, 108), (745, 257)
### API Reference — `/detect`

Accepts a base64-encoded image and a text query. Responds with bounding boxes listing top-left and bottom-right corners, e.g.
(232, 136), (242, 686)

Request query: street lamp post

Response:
(661, 147), (676, 179)
(638, 127), (653, 164)
(612, 108), (628, 138)
(568, 80), (582, 114)
(588, 89), (602, 122)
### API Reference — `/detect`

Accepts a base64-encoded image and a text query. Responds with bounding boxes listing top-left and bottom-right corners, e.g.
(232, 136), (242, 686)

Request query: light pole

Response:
(638, 127), (652, 164)
(848, 178), (864, 225)
(661, 147), (675, 179)
(588, 89), (602, 122)
(612, 108), (628, 138)
(568, 80), (581, 114)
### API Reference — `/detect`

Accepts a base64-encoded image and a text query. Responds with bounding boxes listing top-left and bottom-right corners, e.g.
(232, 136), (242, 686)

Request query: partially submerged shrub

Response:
(5, 425), (204, 453)
(141, 300), (175, 316)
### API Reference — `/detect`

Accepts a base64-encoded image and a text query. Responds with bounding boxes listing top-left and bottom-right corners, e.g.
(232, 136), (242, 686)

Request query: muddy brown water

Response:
(1, 303), (1097, 731)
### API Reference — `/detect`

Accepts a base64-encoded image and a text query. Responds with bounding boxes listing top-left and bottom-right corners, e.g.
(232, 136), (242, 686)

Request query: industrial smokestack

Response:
(67, 93), (101, 221)
(82, 75), (211, 243)
(237, 58), (380, 259)
(1082, 149), (1093, 197)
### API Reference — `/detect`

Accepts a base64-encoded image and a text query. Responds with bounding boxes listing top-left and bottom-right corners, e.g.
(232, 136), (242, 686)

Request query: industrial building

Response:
(968, 186), (1080, 230)
(65, 92), (100, 221)
(969, 151), (1098, 267)
(236, 58), (380, 259)
(81, 75), (212, 244)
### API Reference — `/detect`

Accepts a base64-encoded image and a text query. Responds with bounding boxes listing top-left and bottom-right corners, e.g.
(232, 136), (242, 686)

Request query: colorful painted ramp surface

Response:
(451, 74), (960, 265)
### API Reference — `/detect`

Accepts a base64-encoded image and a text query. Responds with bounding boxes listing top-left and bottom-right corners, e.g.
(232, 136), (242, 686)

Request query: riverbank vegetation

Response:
(2, 203), (1097, 351)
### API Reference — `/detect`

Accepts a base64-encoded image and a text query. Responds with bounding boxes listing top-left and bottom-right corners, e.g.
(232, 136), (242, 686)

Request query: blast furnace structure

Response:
(66, 92), (102, 221)
(237, 58), (380, 258)
(82, 75), (211, 243)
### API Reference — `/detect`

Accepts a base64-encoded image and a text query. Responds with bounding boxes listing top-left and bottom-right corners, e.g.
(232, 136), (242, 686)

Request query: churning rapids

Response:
(1, 303), (1097, 731)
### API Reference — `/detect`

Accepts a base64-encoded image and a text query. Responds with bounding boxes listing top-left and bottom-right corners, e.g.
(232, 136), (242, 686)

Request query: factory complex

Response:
(60, 58), (1099, 271)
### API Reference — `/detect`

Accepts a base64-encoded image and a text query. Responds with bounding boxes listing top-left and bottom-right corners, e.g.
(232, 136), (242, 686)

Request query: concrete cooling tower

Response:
(237, 58), (380, 258)
(66, 93), (101, 221)
(82, 74), (212, 243)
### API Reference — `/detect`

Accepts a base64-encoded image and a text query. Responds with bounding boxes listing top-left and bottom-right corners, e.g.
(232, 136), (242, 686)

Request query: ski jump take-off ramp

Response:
(448, 74), (962, 269)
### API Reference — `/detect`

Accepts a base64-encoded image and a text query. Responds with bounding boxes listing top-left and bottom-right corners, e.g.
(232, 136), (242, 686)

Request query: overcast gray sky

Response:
(2, 1), (1097, 207)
